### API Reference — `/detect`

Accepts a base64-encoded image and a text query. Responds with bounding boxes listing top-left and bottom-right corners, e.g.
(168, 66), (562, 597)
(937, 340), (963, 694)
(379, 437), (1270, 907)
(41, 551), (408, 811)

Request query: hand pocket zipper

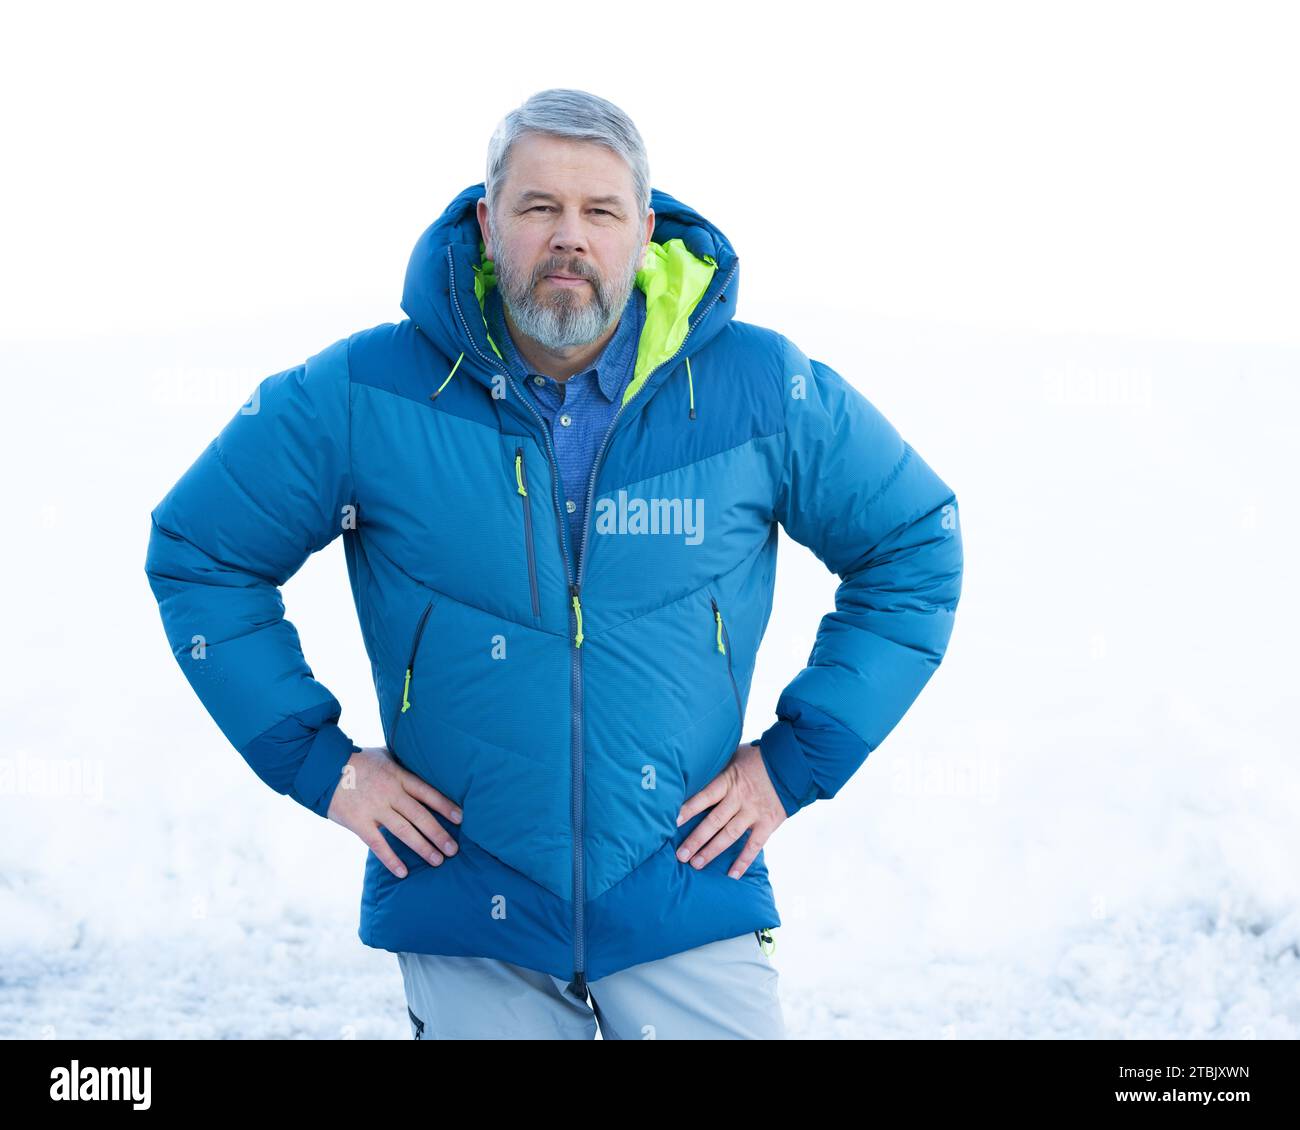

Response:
(391, 597), (435, 754)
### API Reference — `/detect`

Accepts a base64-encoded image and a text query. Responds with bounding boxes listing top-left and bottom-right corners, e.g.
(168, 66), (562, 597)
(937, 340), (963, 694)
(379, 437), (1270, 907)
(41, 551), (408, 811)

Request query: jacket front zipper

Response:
(447, 246), (738, 998)
(390, 597), (434, 756)
(711, 596), (744, 737)
(514, 446), (541, 619)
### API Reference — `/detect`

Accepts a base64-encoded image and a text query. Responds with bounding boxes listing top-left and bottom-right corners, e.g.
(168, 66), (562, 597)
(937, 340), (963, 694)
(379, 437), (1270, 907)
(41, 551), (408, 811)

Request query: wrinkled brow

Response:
(515, 189), (628, 210)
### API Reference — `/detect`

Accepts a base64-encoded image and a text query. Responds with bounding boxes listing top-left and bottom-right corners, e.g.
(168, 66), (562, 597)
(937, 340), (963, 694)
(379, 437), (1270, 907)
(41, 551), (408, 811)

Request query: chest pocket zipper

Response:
(710, 596), (743, 738)
(390, 597), (435, 755)
(515, 447), (541, 620)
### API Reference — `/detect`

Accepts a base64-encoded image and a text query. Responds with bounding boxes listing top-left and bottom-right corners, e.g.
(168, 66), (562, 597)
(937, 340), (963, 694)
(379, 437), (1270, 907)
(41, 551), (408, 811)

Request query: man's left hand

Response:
(674, 741), (786, 879)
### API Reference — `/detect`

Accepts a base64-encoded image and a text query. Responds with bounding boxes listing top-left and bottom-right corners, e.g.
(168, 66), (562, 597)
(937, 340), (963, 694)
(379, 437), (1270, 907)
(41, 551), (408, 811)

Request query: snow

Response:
(1, 311), (1296, 1040)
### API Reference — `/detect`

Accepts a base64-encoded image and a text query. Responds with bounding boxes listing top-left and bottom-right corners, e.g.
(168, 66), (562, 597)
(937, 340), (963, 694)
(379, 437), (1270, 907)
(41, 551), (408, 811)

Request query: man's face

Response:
(478, 132), (652, 352)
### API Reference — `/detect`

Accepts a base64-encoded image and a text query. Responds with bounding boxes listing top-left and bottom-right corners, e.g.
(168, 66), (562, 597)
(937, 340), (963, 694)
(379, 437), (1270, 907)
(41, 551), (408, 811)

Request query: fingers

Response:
(399, 769), (463, 826)
(393, 795), (459, 861)
(695, 809), (752, 868)
(676, 773), (727, 827)
(362, 825), (412, 879)
(379, 807), (447, 869)
(726, 825), (769, 879)
(676, 793), (741, 864)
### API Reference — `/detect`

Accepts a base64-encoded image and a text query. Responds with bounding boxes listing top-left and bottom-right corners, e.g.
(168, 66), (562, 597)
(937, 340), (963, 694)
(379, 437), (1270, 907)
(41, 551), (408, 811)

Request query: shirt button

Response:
(565, 500), (577, 514)
(533, 376), (545, 386)
(559, 414), (572, 427)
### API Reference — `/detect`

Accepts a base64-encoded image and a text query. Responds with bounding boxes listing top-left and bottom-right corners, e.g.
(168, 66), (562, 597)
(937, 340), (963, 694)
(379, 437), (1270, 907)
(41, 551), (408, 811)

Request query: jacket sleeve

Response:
(755, 335), (964, 818)
(143, 336), (361, 820)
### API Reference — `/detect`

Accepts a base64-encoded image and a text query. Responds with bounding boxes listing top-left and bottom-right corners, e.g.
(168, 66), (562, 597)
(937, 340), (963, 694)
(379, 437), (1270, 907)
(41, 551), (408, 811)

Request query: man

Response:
(144, 88), (964, 1040)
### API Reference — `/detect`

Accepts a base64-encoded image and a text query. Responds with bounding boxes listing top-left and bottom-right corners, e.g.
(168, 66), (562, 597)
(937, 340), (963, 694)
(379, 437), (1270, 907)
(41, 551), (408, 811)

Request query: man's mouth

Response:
(544, 273), (589, 287)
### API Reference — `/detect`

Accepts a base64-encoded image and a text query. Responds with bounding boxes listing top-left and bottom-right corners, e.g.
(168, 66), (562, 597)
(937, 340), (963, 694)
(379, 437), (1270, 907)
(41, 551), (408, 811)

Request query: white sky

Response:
(1, 0), (1296, 347)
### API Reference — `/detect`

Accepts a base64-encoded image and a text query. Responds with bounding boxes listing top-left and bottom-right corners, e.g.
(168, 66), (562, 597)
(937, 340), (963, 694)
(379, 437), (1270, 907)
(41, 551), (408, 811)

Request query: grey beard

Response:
(495, 241), (644, 353)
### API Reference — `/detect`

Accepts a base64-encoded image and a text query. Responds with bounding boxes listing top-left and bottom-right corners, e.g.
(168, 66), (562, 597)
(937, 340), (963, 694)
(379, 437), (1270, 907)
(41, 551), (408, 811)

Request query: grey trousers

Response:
(396, 932), (786, 1039)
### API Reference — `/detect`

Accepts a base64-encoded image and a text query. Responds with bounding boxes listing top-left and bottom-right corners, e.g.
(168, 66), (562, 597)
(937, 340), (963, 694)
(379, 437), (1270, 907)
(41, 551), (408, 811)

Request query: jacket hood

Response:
(401, 182), (740, 412)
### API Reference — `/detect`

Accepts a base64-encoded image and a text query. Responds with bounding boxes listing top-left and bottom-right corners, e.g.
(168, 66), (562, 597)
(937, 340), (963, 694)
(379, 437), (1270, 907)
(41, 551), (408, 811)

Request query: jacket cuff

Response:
(755, 718), (819, 818)
(290, 721), (361, 819)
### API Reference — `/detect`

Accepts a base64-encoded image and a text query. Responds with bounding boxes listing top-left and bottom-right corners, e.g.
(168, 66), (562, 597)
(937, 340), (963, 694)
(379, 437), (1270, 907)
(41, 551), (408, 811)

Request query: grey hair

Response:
(484, 89), (651, 224)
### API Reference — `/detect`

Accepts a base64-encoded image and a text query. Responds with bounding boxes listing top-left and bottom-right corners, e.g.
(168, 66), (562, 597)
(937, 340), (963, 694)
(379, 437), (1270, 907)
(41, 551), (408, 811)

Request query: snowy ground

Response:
(2, 309), (1297, 1039)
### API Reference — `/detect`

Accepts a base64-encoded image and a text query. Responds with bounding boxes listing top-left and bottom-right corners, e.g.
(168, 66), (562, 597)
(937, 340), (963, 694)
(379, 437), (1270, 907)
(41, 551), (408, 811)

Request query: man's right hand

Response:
(326, 746), (462, 878)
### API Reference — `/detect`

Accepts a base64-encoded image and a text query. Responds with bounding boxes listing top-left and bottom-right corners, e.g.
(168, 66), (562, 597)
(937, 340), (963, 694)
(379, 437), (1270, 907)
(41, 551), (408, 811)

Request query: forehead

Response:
(501, 132), (634, 207)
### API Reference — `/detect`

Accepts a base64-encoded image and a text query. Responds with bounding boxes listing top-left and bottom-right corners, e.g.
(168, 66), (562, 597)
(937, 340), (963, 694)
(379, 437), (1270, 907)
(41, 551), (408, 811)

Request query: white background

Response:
(1, 0), (1297, 1038)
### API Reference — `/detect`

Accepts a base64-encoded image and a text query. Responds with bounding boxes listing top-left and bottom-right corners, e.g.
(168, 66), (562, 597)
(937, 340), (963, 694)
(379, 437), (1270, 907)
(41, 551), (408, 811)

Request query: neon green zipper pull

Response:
(757, 926), (775, 955)
(711, 599), (726, 654)
(430, 352), (463, 401)
(570, 584), (584, 648)
(401, 666), (413, 712)
(514, 451), (527, 496)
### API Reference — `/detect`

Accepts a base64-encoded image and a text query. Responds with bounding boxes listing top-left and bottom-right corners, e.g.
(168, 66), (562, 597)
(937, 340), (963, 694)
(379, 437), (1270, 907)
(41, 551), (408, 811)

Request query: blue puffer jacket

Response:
(144, 181), (963, 990)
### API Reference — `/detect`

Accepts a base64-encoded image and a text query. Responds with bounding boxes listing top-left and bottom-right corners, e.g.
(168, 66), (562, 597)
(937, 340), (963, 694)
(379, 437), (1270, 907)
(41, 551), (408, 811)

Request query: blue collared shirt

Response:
(483, 283), (646, 572)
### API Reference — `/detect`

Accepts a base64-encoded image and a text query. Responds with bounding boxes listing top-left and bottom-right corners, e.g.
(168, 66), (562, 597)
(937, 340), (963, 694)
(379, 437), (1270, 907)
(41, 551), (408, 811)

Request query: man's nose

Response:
(549, 223), (587, 257)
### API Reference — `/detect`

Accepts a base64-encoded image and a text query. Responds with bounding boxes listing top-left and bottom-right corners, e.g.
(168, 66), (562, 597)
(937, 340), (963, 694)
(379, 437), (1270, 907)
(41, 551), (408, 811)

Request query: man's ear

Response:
(476, 197), (493, 260)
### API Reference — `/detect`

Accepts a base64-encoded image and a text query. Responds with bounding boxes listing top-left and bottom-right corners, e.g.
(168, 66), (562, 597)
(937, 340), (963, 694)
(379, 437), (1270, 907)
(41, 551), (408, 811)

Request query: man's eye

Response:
(527, 205), (613, 216)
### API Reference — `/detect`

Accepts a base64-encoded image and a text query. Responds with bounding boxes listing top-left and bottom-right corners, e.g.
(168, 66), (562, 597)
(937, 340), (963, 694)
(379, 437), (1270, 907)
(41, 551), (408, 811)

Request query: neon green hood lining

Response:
(470, 238), (717, 407)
